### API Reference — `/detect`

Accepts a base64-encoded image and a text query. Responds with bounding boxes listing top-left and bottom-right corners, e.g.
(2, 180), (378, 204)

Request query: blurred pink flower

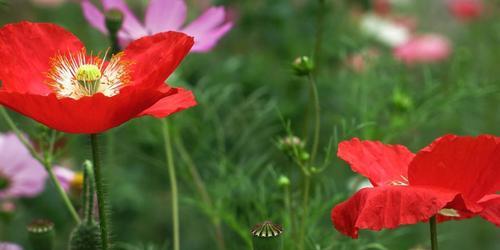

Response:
(54, 166), (82, 192)
(447, 0), (483, 21)
(0, 201), (16, 213)
(0, 133), (47, 199)
(345, 48), (380, 73)
(0, 242), (22, 250)
(82, 0), (233, 52)
(31, 0), (67, 7)
(394, 34), (452, 64)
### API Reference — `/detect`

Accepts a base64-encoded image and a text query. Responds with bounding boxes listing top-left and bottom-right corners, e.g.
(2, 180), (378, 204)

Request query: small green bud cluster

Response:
(292, 56), (314, 76)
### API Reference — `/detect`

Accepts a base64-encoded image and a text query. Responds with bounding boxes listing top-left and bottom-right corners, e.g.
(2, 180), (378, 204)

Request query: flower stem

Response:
(174, 134), (226, 250)
(90, 134), (110, 250)
(429, 216), (438, 250)
(0, 108), (80, 224)
(298, 175), (311, 250)
(307, 74), (321, 163)
(161, 119), (180, 250)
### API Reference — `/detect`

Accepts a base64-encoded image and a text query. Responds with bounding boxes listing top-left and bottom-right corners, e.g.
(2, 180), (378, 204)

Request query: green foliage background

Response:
(0, 0), (499, 249)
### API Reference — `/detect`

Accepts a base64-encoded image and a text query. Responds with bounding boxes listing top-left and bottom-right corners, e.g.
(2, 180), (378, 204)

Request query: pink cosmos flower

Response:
(0, 133), (47, 199)
(82, 0), (233, 52)
(54, 166), (76, 192)
(394, 34), (452, 65)
(0, 242), (22, 250)
(447, 0), (483, 21)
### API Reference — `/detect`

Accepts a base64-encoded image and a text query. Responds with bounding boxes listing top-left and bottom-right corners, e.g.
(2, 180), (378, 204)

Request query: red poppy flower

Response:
(331, 135), (500, 238)
(0, 21), (196, 134)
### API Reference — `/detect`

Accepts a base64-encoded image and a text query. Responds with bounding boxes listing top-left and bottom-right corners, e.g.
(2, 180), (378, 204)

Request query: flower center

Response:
(47, 50), (131, 99)
(0, 173), (10, 190)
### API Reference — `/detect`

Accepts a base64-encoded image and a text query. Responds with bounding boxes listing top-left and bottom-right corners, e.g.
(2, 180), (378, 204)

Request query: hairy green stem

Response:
(162, 119), (180, 250)
(430, 216), (438, 250)
(298, 175), (311, 250)
(90, 134), (110, 250)
(0, 108), (80, 224)
(175, 135), (226, 250)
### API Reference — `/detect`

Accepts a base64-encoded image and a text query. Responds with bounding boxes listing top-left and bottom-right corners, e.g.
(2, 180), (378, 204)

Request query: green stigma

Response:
(0, 175), (9, 190)
(76, 64), (102, 82)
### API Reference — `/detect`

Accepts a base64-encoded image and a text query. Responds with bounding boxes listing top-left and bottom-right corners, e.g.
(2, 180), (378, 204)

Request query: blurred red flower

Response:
(394, 34), (452, 65)
(331, 135), (500, 238)
(0, 22), (197, 134)
(447, 0), (483, 21)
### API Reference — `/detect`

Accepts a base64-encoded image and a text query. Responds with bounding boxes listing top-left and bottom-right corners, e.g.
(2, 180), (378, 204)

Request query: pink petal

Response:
(182, 6), (232, 52)
(81, 0), (107, 34)
(101, 0), (148, 38)
(145, 0), (187, 34)
(394, 34), (452, 65)
(0, 243), (22, 250)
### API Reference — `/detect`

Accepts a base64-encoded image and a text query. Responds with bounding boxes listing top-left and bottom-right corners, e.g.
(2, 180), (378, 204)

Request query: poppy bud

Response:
(251, 221), (283, 250)
(277, 175), (290, 187)
(292, 56), (314, 76)
(27, 219), (55, 250)
(105, 9), (124, 35)
(69, 222), (102, 250)
(391, 89), (413, 112)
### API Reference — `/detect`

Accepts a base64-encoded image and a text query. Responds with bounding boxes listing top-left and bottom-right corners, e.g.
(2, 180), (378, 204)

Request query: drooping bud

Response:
(292, 56), (314, 76)
(251, 221), (283, 250)
(27, 219), (55, 250)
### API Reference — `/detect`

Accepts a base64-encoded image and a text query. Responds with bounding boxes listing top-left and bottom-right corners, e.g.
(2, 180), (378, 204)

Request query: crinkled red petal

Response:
(478, 194), (500, 226)
(138, 84), (196, 118)
(409, 134), (500, 202)
(122, 31), (194, 88)
(0, 86), (167, 134)
(338, 138), (415, 186)
(0, 21), (84, 95)
(331, 185), (458, 238)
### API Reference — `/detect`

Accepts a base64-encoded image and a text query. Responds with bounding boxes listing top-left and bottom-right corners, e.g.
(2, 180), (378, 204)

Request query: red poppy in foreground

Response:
(0, 22), (196, 134)
(331, 135), (500, 238)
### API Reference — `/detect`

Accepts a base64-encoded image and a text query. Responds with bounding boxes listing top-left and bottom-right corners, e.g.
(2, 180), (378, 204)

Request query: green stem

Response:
(175, 135), (226, 250)
(307, 74), (321, 163)
(429, 216), (438, 250)
(0, 108), (80, 224)
(298, 175), (311, 250)
(161, 119), (180, 250)
(90, 134), (110, 250)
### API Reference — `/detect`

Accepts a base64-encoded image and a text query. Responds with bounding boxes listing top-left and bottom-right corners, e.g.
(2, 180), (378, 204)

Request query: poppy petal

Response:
(331, 185), (458, 238)
(338, 138), (415, 186)
(0, 86), (167, 134)
(122, 31), (194, 88)
(138, 85), (196, 118)
(0, 22), (84, 95)
(409, 135), (500, 202)
(478, 194), (500, 226)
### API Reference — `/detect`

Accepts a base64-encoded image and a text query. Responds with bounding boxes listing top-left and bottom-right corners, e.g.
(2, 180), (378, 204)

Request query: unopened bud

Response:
(277, 175), (290, 187)
(292, 56), (314, 76)
(391, 89), (413, 112)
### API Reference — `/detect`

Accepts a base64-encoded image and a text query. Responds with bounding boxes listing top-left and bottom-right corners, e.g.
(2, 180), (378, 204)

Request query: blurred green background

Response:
(0, 0), (499, 249)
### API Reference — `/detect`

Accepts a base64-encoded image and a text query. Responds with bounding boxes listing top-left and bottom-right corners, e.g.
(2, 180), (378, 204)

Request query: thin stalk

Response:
(90, 134), (110, 250)
(429, 216), (438, 250)
(298, 175), (311, 250)
(161, 119), (180, 250)
(175, 135), (226, 250)
(307, 74), (321, 163)
(0, 108), (80, 224)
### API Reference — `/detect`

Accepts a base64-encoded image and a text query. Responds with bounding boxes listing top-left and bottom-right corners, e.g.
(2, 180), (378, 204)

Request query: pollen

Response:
(46, 49), (131, 99)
